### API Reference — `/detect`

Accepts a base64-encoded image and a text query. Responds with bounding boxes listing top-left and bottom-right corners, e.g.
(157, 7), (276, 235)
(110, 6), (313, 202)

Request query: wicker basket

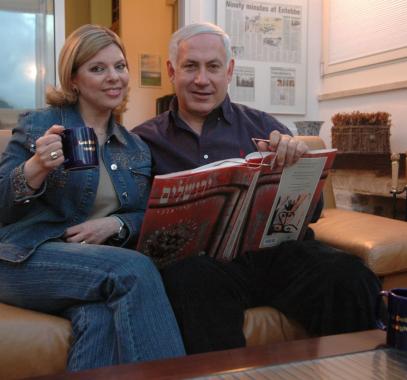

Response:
(331, 125), (390, 153)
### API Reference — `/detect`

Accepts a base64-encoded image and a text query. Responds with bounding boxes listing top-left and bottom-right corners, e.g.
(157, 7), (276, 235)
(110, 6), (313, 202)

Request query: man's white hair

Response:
(169, 22), (232, 65)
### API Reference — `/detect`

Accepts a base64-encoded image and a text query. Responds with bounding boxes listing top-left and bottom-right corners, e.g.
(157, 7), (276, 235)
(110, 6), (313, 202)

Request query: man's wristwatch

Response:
(112, 216), (128, 242)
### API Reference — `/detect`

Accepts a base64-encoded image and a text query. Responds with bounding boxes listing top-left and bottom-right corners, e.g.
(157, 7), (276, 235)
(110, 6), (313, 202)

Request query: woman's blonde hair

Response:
(46, 24), (128, 113)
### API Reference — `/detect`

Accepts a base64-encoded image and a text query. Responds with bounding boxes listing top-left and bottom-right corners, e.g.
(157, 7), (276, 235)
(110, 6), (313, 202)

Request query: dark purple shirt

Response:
(132, 95), (291, 175)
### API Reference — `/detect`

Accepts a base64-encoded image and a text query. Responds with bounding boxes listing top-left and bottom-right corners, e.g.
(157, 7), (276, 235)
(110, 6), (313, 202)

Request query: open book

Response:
(136, 148), (336, 268)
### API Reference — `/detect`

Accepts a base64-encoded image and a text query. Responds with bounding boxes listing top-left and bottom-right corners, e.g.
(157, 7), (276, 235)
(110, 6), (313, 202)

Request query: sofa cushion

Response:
(0, 302), (71, 380)
(311, 208), (407, 277)
(243, 306), (307, 346)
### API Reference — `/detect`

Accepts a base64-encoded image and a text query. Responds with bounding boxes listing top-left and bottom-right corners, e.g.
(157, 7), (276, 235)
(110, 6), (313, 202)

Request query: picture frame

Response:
(139, 53), (162, 88)
(216, 0), (308, 115)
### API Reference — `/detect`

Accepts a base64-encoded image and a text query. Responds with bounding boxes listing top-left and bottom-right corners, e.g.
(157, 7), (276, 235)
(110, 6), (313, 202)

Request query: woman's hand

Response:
(24, 125), (65, 190)
(64, 217), (122, 245)
(33, 125), (65, 169)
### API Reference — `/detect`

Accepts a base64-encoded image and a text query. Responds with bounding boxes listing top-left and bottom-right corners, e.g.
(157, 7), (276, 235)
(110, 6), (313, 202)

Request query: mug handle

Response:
(376, 290), (389, 330)
(60, 131), (70, 166)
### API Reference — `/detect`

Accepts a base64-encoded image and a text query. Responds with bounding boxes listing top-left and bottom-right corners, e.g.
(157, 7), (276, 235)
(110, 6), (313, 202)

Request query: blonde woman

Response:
(0, 25), (185, 371)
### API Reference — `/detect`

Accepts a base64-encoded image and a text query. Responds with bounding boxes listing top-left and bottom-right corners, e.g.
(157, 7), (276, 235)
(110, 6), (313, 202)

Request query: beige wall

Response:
(65, 0), (112, 37)
(65, 0), (90, 36)
(90, 0), (112, 27)
(121, 0), (175, 128)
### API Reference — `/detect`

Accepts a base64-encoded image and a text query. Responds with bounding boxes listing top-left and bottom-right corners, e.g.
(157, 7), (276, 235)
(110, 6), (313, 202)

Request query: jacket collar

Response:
(60, 104), (127, 146)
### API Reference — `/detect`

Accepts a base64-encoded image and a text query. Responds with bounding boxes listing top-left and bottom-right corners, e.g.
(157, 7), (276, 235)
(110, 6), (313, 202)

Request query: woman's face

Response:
(71, 43), (129, 115)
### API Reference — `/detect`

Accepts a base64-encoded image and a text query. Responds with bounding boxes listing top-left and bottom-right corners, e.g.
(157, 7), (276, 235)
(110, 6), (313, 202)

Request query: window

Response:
(322, 0), (407, 75)
(0, 0), (57, 129)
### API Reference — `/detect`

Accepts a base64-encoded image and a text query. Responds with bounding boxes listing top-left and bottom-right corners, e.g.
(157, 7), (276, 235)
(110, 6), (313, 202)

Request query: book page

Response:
(260, 156), (326, 247)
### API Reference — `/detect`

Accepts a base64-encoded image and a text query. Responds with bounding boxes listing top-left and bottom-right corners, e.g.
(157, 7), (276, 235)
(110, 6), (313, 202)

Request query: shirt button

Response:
(107, 139), (111, 144)
(203, 154), (209, 160)
(122, 192), (128, 198)
(111, 164), (118, 171)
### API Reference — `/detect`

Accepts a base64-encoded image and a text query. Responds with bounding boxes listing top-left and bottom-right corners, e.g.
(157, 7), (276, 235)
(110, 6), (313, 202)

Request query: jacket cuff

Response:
(12, 162), (46, 202)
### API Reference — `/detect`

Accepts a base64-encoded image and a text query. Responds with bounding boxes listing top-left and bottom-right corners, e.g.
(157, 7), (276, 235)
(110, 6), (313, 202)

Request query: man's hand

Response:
(257, 130), (308, 169)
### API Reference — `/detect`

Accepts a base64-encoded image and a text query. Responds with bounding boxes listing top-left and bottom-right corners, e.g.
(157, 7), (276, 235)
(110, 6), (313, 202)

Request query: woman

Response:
(0, 24), (185, 371)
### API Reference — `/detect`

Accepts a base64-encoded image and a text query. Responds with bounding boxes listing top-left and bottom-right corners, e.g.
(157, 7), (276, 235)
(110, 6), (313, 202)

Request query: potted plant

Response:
(331, 111), (391, 153)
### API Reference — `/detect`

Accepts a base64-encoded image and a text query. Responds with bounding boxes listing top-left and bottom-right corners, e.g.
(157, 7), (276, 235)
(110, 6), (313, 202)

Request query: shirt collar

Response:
(169, 94), (233, 127)
(220, 94), (233, 125)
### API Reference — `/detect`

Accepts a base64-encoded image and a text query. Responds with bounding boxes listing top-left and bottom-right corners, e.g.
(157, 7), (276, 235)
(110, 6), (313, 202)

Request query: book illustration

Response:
(267, 192), (310, 234)
(140, 218), (199, 268)
(259, 156), (326, 248)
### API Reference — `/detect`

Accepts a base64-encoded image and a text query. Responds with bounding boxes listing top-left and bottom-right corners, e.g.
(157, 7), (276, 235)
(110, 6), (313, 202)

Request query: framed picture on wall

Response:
(139, 53), (162, 88)
(216, 0), (308, 115)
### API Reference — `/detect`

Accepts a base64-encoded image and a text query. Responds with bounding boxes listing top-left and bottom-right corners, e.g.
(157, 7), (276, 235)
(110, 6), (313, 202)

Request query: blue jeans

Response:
(0, 242), (185, 371)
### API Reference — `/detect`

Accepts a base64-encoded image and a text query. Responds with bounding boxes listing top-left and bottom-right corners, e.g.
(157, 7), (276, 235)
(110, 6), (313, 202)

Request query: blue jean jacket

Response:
(0, 104), (151, 262)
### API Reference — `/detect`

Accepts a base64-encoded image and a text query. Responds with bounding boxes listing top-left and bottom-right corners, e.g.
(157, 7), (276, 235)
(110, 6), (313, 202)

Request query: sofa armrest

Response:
(0, 303), (71, 379)
(310, 208), (407, 278)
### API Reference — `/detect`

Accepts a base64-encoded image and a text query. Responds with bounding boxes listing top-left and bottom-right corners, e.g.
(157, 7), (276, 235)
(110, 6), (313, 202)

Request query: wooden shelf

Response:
(333, 152), (406, 177)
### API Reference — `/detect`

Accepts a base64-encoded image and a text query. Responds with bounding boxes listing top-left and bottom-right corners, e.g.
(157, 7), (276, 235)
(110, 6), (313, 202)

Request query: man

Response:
(133, 22), (381, 354)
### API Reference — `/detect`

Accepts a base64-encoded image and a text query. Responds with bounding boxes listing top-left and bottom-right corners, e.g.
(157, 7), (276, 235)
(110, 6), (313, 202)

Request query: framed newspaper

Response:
(217, 0), (308, 115)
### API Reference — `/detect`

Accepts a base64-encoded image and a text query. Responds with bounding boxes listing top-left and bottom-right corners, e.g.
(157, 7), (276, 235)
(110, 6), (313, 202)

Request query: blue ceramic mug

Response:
(377, 288), (407, 350)
(62, 127), (98, 171)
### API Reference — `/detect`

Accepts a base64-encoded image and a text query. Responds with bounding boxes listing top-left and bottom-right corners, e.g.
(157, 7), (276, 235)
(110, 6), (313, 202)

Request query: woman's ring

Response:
(80, 240), (87, 245)
(50, 151), (58, 160)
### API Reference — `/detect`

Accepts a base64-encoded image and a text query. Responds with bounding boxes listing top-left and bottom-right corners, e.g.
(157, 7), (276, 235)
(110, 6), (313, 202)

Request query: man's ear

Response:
(167, 60), (175, 83)
(226, 58), (235, 83)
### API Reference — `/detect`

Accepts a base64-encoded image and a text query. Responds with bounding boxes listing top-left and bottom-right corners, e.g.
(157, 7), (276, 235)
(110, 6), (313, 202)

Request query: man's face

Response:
(167, 33), (234, 121)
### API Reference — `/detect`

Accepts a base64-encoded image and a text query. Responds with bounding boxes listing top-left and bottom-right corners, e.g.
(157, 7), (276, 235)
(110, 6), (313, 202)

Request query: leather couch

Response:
(1, 129), (407, 379)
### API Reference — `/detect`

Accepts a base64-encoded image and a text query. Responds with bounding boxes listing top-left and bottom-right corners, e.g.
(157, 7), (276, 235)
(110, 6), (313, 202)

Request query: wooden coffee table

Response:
(32, 330), (388, 380)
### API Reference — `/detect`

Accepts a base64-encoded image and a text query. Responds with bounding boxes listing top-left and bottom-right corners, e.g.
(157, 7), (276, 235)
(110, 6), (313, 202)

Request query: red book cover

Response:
(136, 149), (336, 268)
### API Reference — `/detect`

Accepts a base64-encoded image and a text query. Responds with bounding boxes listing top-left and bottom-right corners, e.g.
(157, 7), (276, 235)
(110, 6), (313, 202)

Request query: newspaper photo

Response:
(230, 66), (255, 102)
(270, 67), (296, 106)
(224, 0), (303, 63)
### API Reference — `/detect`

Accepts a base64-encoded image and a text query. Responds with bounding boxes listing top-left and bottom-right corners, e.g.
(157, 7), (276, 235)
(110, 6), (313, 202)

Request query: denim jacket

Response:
(0, 104), (151, 262)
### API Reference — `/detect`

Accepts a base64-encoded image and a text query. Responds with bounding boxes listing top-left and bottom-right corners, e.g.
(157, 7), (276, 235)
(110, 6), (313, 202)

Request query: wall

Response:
(65, 0), (90, 36)
(65, 0), (112, 36)
(121, 0), (175, 128)
(90, 0), (112, 27)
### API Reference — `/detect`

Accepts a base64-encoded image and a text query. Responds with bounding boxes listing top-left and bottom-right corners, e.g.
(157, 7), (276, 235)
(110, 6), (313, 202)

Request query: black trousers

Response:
(161, 240), (382, 354)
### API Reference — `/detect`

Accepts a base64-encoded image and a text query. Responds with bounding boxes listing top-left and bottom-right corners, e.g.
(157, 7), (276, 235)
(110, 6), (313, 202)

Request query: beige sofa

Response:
(1, 130), (407, 379)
